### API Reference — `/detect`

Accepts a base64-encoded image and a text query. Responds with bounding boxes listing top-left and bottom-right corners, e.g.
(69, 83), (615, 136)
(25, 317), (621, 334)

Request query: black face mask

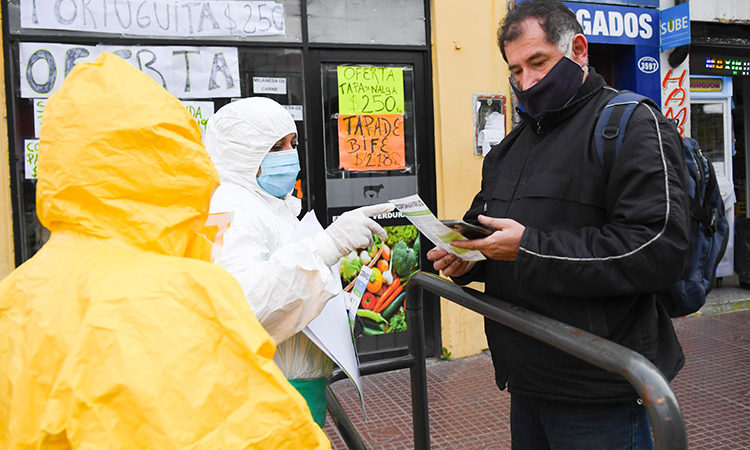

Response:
(510, 56), (585, 119)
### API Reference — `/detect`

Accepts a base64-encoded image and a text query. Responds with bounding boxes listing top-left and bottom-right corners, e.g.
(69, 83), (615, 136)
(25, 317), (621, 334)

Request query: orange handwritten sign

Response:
(338, 114), (405, 171)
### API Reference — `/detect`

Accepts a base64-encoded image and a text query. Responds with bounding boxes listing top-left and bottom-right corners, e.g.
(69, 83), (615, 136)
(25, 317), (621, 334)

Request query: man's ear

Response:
(570, 33), (588, 67)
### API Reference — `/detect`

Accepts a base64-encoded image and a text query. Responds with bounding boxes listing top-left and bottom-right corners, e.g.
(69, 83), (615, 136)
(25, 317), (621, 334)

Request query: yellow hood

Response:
(37, 52), (218, 257)
(0, 54), (330, 448)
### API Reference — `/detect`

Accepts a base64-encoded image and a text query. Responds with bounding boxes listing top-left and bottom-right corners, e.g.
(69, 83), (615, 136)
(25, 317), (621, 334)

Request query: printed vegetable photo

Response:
(339, 224), (420, 335)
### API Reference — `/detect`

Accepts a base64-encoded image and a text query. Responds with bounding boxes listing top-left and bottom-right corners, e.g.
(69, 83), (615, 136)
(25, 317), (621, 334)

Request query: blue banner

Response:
(563, 2), (659, 47)
(660, 3), (690, 51)
(529, 0), (659, 7)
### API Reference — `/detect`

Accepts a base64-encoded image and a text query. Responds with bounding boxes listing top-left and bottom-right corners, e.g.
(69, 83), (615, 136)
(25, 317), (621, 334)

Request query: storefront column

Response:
(431, 0), (510, 358)
(0, 10), (15, 277)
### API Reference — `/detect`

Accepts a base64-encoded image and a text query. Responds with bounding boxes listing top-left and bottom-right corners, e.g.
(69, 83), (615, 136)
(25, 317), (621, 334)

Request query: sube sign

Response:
(660, 2), (690, 51)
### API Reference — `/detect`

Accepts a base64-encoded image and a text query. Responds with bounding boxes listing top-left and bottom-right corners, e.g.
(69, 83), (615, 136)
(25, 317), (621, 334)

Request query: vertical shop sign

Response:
(662, 68), (688, 137)
(337, 66), (405, 115)
(181, 101), (215, 135)
(659, 2), (690, 51)
(338, 114), (405, 171)
(25, 139), (40, 179)
(21, 0), (285, 37)
(19, 43), (240, 99)
(33, 99), (47, 138)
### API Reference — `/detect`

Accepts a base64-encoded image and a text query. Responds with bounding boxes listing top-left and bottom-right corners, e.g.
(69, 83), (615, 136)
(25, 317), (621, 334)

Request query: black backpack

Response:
(594, 91), (729, 317)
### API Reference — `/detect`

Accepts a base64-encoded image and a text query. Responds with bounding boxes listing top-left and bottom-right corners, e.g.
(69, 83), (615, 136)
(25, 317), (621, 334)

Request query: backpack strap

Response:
(594, 91), (659, 175)
(684, 136), (721, 234)
(702, 161), (721, 233)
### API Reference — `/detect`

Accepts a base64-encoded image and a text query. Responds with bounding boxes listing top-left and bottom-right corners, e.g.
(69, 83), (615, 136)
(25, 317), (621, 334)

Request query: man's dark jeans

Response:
(510, 393), (653, 449)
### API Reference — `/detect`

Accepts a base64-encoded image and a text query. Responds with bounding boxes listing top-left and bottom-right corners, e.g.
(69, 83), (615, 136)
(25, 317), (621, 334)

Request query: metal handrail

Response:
(327, 271), (688, 449)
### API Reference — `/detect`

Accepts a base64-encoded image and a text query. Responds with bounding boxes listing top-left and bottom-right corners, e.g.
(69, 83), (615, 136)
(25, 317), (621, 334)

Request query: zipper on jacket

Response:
(504, 132), (542, 217)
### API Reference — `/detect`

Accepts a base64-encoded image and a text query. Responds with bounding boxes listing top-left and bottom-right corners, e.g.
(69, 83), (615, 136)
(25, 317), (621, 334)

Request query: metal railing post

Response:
(406, 278), (430, 449)
(325, 385), (366, 450)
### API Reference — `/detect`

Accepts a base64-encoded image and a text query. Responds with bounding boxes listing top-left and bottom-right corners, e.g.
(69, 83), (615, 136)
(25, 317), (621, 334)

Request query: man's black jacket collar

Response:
(517, 66), (606, 135)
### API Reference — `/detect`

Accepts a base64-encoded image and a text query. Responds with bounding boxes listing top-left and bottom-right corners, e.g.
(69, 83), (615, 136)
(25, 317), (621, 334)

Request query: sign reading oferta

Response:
(19, 43), (240, 99)
(337, 66), (405, 115)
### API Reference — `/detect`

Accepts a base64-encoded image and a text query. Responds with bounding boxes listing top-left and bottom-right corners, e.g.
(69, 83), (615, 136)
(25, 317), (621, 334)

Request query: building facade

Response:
(4, 0), (747, 360)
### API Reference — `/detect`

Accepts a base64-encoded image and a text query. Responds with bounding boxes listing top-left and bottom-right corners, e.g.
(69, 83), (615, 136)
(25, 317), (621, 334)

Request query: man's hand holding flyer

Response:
(389, 194), (486, 261)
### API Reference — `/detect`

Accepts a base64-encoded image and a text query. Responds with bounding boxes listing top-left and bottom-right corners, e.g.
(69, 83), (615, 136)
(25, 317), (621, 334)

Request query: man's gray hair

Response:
(557, 30), (576, 56)
(498, 0), (584, 62)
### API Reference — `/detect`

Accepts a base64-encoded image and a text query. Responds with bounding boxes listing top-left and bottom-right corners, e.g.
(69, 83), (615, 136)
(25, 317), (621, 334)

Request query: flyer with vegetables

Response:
(389, 194), (486, 261)
(339, 223), (420, 336)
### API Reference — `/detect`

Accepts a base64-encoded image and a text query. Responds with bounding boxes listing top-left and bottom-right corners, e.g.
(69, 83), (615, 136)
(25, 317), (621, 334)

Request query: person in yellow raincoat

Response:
(0, 53), (330, 449)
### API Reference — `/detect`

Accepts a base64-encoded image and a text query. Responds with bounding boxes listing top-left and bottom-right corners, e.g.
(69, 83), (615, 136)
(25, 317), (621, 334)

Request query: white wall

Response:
(690, 0), (750, 24)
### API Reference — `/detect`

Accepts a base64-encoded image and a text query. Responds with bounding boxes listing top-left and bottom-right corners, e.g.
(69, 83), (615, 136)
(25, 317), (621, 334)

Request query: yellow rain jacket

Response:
(0, 53), (330, 449)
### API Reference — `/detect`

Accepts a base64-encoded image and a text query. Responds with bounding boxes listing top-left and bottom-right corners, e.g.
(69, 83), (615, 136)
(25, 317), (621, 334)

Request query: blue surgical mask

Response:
(256, 149), (300, 198)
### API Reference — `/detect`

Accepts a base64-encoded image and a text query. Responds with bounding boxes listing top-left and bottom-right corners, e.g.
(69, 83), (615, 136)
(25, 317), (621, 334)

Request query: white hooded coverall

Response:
(204, 98), (339, 383)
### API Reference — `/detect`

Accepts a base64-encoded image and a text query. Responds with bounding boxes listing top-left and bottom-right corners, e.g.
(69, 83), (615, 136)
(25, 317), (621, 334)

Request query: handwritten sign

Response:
(337, 66), (404, 115)
(662, 68), (688, 137)
(25, 139), (39, 179)
(181, 101), (215, 135)
(20, 0), (285, 38)
(19, 42), (240, 99)
(253, 77), (287, 94)
(33, 99), (47, 138)
(338, 114), (405, 171)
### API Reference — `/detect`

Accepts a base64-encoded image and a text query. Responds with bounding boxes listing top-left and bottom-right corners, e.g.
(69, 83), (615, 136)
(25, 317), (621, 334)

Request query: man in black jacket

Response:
(427, 0), (689, 448)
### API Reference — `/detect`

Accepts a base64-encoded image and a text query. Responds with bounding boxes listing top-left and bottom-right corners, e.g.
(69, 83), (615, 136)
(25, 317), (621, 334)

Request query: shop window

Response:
(7, 42), (305, 261)
(307, 0), (425, 46)
(691, 101), (727, 178)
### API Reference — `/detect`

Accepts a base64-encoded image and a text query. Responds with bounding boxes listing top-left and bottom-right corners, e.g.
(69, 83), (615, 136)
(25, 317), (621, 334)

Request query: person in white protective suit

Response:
(204, 97), (393, 426)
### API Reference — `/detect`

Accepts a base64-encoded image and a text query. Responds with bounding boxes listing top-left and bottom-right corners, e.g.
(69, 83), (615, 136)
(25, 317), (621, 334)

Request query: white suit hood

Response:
(204, 97), (297, 191)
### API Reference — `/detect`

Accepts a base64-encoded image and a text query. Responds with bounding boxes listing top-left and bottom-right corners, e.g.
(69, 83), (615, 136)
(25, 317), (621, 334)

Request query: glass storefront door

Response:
(691, 100), (732, 181)
(691, 76), (736, 278)
(305, 49), (439, 360)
